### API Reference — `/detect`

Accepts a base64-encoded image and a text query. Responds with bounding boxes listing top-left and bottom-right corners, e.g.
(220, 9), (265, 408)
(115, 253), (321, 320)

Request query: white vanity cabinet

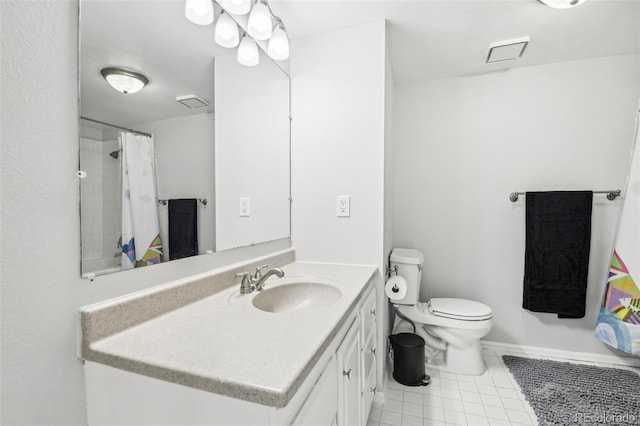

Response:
(360, 287), (377, 421)
(83, 270), (379, 426)
(337, 315), (362, 426)
(335, 286), (377, 426)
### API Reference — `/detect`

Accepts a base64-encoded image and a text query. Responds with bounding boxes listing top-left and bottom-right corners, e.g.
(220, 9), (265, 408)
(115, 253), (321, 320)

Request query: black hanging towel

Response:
(523, 191), (593, 318)
(168, 199), (198, 260)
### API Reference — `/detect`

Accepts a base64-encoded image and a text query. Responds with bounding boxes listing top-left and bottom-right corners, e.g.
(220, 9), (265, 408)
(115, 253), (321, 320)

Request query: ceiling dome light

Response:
(247, 0), (272, 40)
(185, 0), (214, 25)
(537, 0), (587, 9)
(267, 24), (289, 61)
(237, 35), (259, 67)
(219, 0), (251, 16)
(100, 67), (149, 94)
(215, 12), (240, 48)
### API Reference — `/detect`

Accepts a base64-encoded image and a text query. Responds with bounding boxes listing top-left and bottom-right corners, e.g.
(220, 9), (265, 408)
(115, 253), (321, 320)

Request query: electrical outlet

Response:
(337, 195), (350, 217)
(240, 197), (250, 217)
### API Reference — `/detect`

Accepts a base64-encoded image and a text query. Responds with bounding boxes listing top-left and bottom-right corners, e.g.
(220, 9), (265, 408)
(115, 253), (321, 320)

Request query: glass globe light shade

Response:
(268, 26), (289, 60)
(219, 0), (251, 15)
(247, 1), (272, 40)
(215, 12), (240, 48)
(185, 0), (214, 25)
(237, 36), (259, 67)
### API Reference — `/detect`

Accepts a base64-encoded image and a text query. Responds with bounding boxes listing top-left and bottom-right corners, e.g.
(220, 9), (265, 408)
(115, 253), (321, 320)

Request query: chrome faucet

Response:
(235, 264), (285, 294)
(253, 265), (285, 291)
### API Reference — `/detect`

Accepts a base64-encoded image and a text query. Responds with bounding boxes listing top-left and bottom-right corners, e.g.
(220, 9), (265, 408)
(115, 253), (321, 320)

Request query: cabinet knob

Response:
(370, 348), (377, 356)
(342, 369), (352, 380)
(370, 309), (376, 316)
(370, 386), (377, 394)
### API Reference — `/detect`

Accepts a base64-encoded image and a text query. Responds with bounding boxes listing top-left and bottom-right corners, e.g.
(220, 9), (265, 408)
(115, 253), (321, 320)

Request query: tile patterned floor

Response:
(368, 348), (539, 426)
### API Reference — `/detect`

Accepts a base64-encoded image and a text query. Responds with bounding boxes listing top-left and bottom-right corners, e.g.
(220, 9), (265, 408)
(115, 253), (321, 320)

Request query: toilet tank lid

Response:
(390, 248), (424, 265)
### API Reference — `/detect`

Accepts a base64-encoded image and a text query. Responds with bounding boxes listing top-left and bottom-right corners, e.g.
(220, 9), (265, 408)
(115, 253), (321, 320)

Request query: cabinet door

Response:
(337, 317), (362, 426)
(293, 356), (338, 426)
(360, 288), (377, 340)
(361, 332), (377, 422)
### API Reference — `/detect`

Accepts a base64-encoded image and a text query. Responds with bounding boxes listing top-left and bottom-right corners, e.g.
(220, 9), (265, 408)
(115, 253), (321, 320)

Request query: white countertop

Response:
(84, 262), (377, 408)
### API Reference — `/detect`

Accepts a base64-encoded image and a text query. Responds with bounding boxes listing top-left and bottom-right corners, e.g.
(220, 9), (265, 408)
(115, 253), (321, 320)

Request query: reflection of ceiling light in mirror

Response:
(268, 25), (289, 61)
(215, 12), (240, 48)
(537, 0), (586, 8)
(219, 0), (250, 16)
(237, 35), (259, 67)
(100, 67), (149, 94)
(247, 0), (272, 40)
(185, 0), (214, 25)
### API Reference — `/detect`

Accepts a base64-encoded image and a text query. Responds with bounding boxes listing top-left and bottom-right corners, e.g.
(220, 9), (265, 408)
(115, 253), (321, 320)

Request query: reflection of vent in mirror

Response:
(176, 95), (211, 109)
(486, 37), (530, 63)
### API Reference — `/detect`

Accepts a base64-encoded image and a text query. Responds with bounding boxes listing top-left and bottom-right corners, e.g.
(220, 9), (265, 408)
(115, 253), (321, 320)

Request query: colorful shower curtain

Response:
(595, 114), (640, 356)
(121, 132), (163, 269)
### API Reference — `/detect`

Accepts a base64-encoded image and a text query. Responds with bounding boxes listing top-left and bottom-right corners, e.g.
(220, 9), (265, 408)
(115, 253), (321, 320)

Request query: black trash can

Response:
(389, 333), (430, 386)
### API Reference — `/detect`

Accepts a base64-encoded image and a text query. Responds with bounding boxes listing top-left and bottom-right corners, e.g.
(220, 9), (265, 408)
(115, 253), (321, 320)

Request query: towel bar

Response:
(158, 198), (207, 206)
(509, 190), (621, 202)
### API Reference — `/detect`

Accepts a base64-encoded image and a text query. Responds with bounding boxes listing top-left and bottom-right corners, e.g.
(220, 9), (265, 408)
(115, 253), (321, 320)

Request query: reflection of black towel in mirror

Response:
(523, 191), (593, 319)
(168, 199), (198, 260)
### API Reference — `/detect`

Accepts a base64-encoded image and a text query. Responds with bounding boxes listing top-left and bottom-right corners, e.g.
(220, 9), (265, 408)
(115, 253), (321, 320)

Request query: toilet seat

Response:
(397, 303), (493, 331)
(429, 298), (492, 321)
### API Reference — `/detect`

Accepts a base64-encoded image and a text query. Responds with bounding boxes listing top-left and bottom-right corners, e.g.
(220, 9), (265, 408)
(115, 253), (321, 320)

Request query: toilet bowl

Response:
(387, 249), (493, 375)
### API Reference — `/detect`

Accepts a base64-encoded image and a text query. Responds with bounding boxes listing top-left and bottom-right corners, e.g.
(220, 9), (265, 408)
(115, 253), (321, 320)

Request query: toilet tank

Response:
(389, 248), (424, 305)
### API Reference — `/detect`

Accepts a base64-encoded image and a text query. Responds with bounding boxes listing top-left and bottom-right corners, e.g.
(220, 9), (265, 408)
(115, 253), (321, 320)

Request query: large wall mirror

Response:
(79, 0), (290, 278)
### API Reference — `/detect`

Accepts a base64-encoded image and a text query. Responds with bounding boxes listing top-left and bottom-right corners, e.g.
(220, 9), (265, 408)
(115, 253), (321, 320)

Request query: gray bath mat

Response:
(502, 355), (640, 425)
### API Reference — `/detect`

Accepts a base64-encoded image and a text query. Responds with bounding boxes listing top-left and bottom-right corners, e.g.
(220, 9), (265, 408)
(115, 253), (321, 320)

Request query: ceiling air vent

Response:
(486, 37), (530, 63)
(176, 95), (210, 109)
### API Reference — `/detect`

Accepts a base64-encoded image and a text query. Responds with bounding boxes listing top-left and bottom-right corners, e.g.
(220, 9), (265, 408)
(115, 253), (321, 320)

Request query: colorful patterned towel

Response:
(595, 119), (640, 356)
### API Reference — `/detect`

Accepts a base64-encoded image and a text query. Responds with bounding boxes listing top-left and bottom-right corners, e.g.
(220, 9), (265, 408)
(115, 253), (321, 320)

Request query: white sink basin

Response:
(252, 281), (342, 314)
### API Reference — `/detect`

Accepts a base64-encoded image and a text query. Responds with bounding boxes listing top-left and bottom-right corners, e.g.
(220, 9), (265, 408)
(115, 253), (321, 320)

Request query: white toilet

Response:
(388, 248), (493, 375)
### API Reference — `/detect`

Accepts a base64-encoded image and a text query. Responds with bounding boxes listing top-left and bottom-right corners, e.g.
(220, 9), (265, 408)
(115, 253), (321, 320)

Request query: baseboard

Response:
(481, 340), (640, 368)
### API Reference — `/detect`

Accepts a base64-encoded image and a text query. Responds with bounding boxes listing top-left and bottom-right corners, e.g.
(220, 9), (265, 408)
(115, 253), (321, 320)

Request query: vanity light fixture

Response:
(537, 0), (587, 8)
(215, 12), (240, 48)
(184, 0), (289, 66)
(185, 0), (214, 25)
(100, 67), (149, 94)
(267, 22), (289, 61)
(237, 35), (259, 66)
(219, 0), (250, 16)
(247, 0), (272, 41)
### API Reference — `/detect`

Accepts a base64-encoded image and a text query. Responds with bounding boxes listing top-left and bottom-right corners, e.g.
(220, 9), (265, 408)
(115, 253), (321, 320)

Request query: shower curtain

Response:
(121, 132), (164, 269)
(595, 113), (640, 356)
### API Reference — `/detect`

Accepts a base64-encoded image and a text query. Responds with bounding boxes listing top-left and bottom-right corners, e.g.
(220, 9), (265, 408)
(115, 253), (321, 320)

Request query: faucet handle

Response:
(254, 264), (269, 279)
(236, 271), (254, 294)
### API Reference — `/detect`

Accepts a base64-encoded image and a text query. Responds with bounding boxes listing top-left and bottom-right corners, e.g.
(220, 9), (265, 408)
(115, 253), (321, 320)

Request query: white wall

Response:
(291, 20), (386, 269)
(382, 22), (396, 381)
(215, 52), (290, 251)
(393, 53), (640, 356)
(134, 113), (216, 258)
(290, 18), (389, 394)
(0, 2), (289, 424)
